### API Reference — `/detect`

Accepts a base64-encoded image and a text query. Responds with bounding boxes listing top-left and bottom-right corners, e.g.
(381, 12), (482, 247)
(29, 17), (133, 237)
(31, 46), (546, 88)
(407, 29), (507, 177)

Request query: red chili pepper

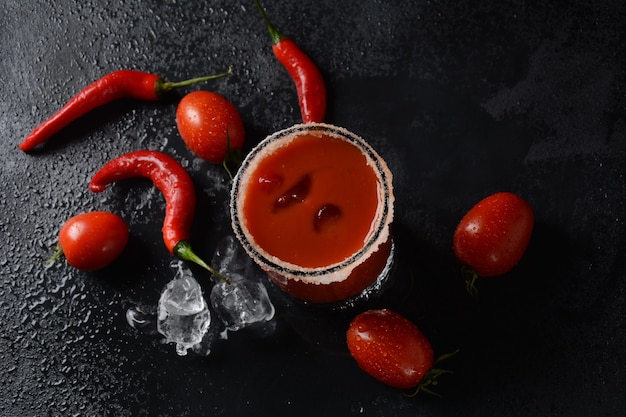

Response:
(18, 68), (232, 152)
(89, 149), (228, 283)
(254, 0), (327, 124)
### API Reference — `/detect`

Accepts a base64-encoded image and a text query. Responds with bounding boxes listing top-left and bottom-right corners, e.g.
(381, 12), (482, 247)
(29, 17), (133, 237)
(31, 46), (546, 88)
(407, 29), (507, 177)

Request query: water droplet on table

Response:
(211, 234), (253, 277)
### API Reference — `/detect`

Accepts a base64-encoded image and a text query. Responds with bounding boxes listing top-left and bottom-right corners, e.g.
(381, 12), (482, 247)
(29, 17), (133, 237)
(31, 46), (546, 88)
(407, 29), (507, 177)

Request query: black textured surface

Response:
(1, 1), (625, 416)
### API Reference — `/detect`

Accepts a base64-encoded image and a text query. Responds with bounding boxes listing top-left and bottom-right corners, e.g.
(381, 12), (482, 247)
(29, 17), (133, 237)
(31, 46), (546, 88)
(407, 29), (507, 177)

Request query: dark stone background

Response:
(1, 1), (625, 416)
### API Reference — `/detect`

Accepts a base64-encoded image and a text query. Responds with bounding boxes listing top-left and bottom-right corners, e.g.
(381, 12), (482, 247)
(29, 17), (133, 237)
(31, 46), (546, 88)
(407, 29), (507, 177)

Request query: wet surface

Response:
(1, 0), (625, 416)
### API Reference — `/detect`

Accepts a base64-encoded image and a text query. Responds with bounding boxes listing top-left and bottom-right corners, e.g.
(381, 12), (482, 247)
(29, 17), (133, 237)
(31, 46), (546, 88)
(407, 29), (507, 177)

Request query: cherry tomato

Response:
(175, 90), (245, 164)
(453, 192), (534, 278)
(58, 211), (129, 271)
(346, 309), (434, 390)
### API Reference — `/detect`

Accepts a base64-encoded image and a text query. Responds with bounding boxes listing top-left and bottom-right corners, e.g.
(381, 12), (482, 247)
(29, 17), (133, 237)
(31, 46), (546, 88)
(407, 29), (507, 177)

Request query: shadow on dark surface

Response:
(3, 1), (626, 416)
(21, 95), (180, 154)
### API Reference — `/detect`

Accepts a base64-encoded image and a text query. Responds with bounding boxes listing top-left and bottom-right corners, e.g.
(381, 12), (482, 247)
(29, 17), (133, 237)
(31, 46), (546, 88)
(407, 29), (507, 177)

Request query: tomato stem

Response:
(155, 67), (233, 96)
(222, 129), (242, 182)
(174, 240), (230, 284)
(406, 349), (460, 398)
(44, 245), (64, 267)
(434, 348), (461, 365)
(462, 265), (479, 296)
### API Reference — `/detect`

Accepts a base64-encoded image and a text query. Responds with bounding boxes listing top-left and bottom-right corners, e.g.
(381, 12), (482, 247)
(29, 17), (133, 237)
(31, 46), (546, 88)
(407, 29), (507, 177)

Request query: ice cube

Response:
(190, 323), (219, 356)
(157, 269), (211, 356)
(210, 273), (275, 332)
(160, 269), (206, 314)
(211, 235), (253, 276)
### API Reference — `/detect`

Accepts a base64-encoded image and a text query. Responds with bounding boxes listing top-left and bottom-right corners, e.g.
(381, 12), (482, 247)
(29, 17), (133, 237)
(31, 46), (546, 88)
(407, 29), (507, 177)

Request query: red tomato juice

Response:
(231, 123), (394, 304)
(243, 133), (379, 268)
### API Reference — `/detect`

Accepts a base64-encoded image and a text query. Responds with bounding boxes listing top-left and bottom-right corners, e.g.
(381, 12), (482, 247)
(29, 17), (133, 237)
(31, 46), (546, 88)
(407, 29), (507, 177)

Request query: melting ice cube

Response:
(211, 235), (254, 277)
(210, 273), (275, 332)
(157, 269), (211, 356)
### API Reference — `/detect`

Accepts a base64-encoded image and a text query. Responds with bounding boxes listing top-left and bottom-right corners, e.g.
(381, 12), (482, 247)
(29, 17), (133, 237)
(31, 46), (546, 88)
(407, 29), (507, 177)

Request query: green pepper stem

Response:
(253, 0), (285, 44)
(156, 67), (233, 95)
(174, 240), (230, 284)
(461, 265), (479, 297)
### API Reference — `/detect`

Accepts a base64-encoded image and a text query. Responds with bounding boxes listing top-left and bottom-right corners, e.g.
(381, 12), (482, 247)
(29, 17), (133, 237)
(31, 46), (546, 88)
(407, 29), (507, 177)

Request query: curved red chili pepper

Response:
(89, 150), (228, 283)
(254, 0), (327, 124)
(18, 68), (232, 152)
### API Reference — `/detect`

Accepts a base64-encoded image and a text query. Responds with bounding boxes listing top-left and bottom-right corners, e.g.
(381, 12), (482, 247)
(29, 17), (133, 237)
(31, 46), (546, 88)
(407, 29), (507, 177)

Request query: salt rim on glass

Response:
(230, 123), (394, 304)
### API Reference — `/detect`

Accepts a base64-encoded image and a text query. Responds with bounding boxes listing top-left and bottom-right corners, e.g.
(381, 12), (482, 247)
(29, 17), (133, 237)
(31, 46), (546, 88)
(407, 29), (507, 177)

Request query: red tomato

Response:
(453, 192), (534, 277)
(175, 90), (245, 164)
(346, 309), (434, 390)
(58, 211), (129, 271)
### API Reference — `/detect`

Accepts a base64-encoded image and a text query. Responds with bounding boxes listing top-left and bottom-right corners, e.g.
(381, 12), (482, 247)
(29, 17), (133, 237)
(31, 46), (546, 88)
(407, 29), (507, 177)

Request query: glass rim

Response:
(230, 122), (394, 279)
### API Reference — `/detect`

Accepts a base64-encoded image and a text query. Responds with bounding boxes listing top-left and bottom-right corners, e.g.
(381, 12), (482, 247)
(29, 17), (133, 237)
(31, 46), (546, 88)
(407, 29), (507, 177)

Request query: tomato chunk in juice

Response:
(243, 134), (380, 268)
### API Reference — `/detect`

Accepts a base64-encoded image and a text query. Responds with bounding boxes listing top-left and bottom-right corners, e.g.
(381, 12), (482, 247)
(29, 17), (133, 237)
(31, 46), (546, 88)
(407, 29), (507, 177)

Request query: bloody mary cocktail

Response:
(230, 123), (394, 304)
